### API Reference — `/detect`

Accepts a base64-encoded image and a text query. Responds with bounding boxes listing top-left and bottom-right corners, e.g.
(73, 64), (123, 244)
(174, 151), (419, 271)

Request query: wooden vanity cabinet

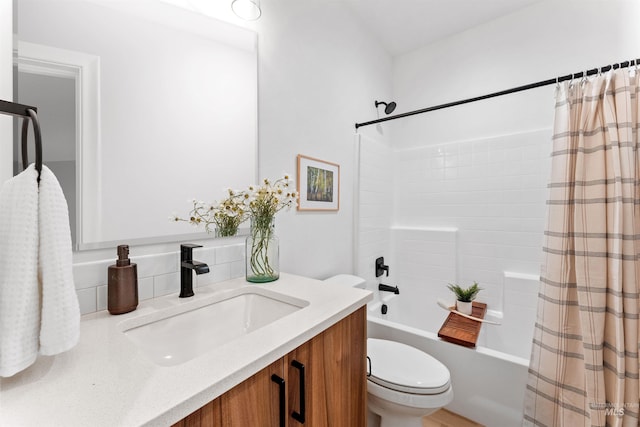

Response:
(172, 306), (366, 427)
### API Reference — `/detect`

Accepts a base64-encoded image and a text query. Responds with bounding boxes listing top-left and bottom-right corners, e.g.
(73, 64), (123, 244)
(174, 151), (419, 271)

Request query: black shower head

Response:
(375, 100), (396, 115)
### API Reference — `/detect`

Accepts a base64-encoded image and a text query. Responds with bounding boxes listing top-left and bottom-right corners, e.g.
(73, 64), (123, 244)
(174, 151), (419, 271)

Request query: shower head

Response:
(375, 100), (396, 115)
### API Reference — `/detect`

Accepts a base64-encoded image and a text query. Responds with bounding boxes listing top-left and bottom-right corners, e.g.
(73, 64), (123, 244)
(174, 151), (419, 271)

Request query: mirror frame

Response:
(15, 41), (100, 250)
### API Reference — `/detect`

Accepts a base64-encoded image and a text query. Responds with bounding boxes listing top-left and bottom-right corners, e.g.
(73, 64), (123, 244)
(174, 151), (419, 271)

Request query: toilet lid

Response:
(367, 338), (451, 395)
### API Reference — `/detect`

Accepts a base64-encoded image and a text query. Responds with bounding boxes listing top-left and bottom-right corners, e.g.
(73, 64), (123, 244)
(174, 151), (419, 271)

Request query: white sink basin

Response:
(120, 287), (308, 366)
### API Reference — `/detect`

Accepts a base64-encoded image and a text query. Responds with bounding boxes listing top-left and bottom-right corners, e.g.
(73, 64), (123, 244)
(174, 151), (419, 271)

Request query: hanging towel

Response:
(0, 164), (79, 377)
(0, 165), (41, 376)
(38, 165), (79, 355)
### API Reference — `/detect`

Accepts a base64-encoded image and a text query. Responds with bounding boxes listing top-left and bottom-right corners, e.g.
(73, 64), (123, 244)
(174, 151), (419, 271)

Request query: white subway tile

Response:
(154, 272), (180, 297)
(97, 285), (107, 312)
(196, 247), (216, 269)
(135, 252), (178, 278)
(230, 260), (245, 278)
(207, 263), (231, 283)
(138, 277), (155, 301)
(73, 260), (109, 289)
(77, 288), (97, 315)
(215, 244), (245, 264)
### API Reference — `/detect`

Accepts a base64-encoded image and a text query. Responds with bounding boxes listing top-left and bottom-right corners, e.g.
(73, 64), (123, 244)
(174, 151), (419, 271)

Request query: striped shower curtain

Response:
(524, 68), (640, 426)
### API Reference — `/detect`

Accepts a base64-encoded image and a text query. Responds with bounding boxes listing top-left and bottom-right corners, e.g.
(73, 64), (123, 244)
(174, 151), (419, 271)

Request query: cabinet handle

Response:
(291, 360), (306, 424)
(271, 374), (286, 427)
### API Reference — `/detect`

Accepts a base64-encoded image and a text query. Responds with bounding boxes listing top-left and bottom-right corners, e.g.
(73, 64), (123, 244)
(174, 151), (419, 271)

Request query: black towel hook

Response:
(21, 108), (43, 181)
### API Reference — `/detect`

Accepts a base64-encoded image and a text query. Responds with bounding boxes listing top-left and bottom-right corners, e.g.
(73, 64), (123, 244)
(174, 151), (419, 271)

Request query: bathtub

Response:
(367, 295), (530, 427)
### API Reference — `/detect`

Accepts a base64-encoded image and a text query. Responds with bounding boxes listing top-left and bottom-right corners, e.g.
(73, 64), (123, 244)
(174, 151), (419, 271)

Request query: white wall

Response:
(256, 0), (392, 279)
(393, 0), (640, 145)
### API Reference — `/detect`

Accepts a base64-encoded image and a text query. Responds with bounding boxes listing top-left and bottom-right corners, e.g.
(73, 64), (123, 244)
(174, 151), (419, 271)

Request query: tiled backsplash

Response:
(73, 242), (245, 314)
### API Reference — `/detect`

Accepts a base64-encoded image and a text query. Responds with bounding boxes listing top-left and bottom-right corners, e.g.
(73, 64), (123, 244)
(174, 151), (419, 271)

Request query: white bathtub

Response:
(367, 295), (530, 427)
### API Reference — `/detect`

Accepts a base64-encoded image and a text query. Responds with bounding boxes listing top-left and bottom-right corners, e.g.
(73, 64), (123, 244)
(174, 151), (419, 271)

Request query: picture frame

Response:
(297, 155), (340, 211)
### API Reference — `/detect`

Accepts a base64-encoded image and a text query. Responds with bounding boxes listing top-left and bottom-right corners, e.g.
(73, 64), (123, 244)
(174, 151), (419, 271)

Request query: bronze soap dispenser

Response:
(108, 245), (139, 315)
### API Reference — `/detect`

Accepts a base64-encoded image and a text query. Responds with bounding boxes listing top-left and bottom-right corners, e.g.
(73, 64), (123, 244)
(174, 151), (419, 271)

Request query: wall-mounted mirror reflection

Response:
(15, 0), (258, 250)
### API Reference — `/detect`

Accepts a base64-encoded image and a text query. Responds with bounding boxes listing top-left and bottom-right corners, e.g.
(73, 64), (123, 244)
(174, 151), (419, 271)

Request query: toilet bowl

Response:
(323, 275), (454, 427)
(367, 338), (453, 427)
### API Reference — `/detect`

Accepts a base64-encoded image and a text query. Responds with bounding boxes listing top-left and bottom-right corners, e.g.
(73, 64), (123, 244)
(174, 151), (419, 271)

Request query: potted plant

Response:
(447, 282), (482, 315)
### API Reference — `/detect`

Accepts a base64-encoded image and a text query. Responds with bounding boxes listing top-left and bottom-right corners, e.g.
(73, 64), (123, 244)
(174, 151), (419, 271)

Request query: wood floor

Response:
(422, 409), (484, 427)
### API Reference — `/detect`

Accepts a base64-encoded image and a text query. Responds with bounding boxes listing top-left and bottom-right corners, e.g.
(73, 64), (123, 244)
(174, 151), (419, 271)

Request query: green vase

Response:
(245, 217), (279, 283)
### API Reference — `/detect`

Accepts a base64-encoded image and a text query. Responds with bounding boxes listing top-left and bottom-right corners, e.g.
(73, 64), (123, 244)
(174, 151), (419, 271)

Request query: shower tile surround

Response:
(358, 128), (551, 354)
(73, 242), (245, 314)
(395, 129), (550, 303)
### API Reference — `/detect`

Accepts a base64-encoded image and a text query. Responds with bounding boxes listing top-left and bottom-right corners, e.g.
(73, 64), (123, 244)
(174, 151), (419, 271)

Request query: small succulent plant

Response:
(447, 282), (482, 303)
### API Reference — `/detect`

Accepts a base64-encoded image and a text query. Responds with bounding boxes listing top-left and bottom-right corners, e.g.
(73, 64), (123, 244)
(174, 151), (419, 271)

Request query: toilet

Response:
(323, 275), (454, 427)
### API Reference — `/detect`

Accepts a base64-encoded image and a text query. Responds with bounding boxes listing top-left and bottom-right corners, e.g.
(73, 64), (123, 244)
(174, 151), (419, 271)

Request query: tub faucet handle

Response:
(375, 257), (389, 277)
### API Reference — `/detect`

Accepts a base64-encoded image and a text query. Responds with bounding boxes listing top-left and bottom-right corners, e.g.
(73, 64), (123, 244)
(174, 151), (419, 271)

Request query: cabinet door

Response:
(287, 307), (367, 427)
(173, 306), (367, 427)
(221, 359), (286, 427)
(320, 306), (366, 426)
(171, 398), (222, 427)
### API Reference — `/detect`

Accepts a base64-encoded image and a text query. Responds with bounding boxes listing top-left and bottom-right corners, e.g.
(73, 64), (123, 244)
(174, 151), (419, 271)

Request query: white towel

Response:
(0, 164), (79, 377)
(0, 165), (40, 376)
(38, 165), (79, 355)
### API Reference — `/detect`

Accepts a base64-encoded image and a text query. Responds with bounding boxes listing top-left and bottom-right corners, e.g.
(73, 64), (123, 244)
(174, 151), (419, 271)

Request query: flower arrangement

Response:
(242, 176), (298, 282)
(171, 174), (298, 282)
(243, 176), (298, 227)
(171, 189), (248, 237)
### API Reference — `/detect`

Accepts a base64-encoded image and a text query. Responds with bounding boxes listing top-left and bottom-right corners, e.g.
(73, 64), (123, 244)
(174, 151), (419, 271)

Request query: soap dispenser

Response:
(108, 245), (138, 315)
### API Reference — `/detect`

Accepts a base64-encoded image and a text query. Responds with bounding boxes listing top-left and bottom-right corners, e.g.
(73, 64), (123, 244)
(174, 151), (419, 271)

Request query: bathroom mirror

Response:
(15, 0), (258, 250)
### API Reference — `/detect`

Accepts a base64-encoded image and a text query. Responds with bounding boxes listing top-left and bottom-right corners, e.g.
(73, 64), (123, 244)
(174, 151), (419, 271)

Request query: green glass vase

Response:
(245, 217), (279, 283)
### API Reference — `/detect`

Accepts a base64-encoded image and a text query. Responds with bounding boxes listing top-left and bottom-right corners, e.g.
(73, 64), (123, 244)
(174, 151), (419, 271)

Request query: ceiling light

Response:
(231, 0), (261, 21)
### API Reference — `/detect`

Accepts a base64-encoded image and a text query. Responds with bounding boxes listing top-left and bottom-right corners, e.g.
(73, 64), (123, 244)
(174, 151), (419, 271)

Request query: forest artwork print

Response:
(297, 155), (339, 211)
(306, 166), (333, 202)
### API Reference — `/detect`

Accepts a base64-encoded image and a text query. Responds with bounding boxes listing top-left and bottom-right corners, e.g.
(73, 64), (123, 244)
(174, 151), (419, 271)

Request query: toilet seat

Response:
(367, 338), (450, 395)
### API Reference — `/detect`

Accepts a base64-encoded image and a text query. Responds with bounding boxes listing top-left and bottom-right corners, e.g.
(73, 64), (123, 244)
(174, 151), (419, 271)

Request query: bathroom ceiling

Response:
(161, 0), (542, 57)
(342, 0), (543, 56)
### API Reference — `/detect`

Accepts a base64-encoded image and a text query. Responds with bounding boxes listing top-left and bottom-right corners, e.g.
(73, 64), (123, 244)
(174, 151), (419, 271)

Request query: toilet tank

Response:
(323, 274), (367, 289)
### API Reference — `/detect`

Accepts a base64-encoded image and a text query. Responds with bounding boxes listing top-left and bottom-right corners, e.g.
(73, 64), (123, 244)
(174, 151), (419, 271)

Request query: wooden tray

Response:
(437, 302), (487, 348)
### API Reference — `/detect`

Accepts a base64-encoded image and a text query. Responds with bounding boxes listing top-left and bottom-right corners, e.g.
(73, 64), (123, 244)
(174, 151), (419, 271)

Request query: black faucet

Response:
(180, 243), (210, 298)
(378, 283), (399, 294)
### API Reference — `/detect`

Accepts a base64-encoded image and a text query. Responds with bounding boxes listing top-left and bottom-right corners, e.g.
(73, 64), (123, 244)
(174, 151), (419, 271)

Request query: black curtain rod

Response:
(355, 58), (640, 130)
(0, 99), (38, 117)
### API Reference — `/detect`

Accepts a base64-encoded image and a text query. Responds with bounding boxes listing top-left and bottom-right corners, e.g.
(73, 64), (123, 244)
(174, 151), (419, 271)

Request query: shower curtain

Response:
(524, 68), (640, 427)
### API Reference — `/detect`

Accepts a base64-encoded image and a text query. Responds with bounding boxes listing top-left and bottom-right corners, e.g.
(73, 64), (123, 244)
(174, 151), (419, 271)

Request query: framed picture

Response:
(297, 155), (340, 211)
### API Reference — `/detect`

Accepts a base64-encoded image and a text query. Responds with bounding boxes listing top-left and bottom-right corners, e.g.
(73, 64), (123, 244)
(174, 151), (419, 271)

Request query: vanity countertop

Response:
(0, 273), (372, 426)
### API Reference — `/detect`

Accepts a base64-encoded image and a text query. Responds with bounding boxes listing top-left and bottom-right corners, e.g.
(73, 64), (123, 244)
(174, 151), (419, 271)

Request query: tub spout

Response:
(378, 283), (399, 294)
